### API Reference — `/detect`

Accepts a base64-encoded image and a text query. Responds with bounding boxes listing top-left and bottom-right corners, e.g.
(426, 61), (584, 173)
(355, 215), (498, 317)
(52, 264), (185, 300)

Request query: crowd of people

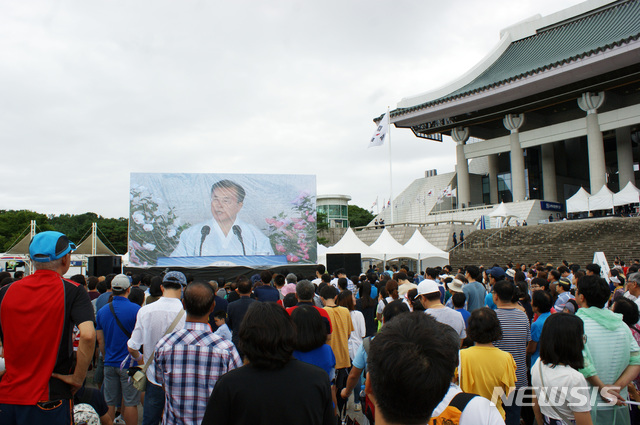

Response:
(2, 230), (640, 425)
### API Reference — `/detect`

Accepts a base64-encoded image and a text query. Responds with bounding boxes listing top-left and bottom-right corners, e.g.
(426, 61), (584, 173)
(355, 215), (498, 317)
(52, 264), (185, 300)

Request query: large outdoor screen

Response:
(129, 173), (317, 267)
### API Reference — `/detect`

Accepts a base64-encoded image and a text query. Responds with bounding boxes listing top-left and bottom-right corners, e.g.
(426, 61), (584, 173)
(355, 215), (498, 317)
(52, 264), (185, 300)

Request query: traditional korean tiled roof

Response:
(391, 0), (640, 118)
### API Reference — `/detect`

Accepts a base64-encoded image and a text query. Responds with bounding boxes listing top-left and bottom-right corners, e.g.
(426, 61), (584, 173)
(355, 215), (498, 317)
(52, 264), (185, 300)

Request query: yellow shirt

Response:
(324, 306), (354, 369)
(459, 345), (516, 419)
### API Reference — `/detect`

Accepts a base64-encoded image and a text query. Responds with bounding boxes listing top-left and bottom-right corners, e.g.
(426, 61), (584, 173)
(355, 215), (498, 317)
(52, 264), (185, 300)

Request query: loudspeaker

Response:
(327, 253), (362, 278)
(88, 256), (122, 277)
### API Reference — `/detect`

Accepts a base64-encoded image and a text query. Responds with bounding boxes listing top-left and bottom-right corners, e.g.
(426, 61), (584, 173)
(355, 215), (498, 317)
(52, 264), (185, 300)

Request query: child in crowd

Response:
(213, 311), (232, 341)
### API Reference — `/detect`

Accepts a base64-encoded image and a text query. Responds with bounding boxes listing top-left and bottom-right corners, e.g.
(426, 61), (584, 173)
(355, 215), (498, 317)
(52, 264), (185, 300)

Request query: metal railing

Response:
(428, 204), (495, 216)
(352, 219), (476, 232)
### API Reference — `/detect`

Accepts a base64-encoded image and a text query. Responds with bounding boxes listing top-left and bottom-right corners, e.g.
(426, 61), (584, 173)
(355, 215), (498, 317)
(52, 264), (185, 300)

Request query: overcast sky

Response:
(1, 0), (585, 218)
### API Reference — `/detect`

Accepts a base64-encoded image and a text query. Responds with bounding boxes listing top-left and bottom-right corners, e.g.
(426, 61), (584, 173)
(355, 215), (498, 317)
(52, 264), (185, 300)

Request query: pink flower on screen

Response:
(287, 254), (300, 262)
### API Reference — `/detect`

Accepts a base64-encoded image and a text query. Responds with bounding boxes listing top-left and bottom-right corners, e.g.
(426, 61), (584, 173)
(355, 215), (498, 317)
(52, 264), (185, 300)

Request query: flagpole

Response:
(387, 107), (394, 225)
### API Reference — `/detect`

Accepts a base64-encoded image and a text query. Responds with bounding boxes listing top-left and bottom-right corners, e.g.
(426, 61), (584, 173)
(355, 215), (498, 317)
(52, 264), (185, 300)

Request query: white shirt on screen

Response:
(171, 218), (274, 257)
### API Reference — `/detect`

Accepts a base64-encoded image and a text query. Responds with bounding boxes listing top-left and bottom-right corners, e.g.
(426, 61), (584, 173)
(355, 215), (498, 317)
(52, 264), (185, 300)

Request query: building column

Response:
(503, 113), (526, 202)
(541, 143), (557, 202)
(577, 92), (606, 192)
(616, 126), (636, 188)
(487, 154), (499, 204)
(452, 127), (470, 209)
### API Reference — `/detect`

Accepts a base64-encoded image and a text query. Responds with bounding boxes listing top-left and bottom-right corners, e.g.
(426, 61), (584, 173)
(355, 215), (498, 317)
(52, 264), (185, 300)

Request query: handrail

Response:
(450, 226), (508, 251)
(429, 204), (495, 216)
(353, 219), (475, 232)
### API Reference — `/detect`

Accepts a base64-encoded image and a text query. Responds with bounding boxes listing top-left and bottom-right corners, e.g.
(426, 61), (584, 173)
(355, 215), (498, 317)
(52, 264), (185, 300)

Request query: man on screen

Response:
(171, 180), (274, 257)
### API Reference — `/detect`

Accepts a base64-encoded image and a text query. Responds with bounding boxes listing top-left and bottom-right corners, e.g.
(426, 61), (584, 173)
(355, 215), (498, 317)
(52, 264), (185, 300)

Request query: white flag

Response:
(369, 113), (388, 148)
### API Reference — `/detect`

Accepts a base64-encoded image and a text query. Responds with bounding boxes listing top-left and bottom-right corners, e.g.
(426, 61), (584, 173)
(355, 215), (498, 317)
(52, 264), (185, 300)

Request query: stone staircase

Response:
(449, 217), (640, 268)
(352, 223), (477, 251)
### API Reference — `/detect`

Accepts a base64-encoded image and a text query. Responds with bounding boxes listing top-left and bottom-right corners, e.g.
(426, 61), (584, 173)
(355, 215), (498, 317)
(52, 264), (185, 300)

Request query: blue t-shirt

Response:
(455, 308), (471, 327)
(530, 311), (551, 367)
(462, 281), (486, 312)
(96, 296), (140, 366)
(95, 291), (111, 315)
(485, 292), (497, 309)
(352, 338), (372, 370)
(293, 344), (336, 381)
(355, 285), (378, 300)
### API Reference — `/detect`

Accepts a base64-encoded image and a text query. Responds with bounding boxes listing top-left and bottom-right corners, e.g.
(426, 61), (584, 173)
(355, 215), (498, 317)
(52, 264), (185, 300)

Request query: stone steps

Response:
(450, 217), (640, 267)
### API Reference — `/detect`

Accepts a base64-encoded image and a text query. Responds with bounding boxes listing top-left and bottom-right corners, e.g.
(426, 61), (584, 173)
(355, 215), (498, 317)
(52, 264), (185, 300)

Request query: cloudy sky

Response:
(1, 0), (584, 218)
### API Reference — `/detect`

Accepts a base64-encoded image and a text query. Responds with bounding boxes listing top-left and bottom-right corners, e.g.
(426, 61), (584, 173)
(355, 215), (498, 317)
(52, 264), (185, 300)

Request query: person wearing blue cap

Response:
(484, 267), (506, 309)
(127, 271), (187, 425)
(0, 231), (96, 425)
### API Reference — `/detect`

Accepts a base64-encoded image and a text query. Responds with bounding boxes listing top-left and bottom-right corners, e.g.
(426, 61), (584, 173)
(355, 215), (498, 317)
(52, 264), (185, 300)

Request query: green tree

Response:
(316, 211), (329, 246)
(96, 217), (128, 254)
(348, 205), (375, 228)
(49, 213), (128, 254)
(0, 210), (127, 255)
(49, 213), (100, 244)
(0, 210), (54, 252)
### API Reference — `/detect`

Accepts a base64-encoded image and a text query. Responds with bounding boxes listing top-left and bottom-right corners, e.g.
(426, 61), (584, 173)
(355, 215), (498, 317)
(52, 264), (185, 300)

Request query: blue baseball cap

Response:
(487, 267), (506, 280)
(29, 231), (76, 262)
(163, 271), (187, 286)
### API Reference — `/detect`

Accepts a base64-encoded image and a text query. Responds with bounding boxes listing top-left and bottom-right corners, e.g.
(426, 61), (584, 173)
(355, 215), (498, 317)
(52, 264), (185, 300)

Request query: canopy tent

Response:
(325, 228), (383, 260)
(370, 228), (418, 261)
(489, 202), (516, 218)
(566, 187), (591, 213)
(402, 230), (449, 268)
(589, 185), (615, 211)
(75, 233), (116, 256)
(6, 223), (117, 256)
(5, 233), (32, 255)
(489, 202), (517, 227)
(614, 182), (640, 206)
(316, 244), (328, 268)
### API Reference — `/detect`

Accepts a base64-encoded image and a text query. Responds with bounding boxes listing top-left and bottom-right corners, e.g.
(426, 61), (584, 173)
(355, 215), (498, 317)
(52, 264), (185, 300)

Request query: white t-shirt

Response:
(127, 297), (186, 385)
(431, 384), (504, 425)
(530, 359), (591, 422)
(348, 310), (366, 359)
(376, 296), (410, 315)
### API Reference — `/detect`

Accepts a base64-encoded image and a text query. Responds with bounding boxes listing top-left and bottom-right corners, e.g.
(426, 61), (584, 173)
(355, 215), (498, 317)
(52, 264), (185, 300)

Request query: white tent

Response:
(589, 185), (615, 211)
(370, 228), (417, 261)
(402, 230), (449, 268)
(316, 244), (328, 267)
(566, 187), (591, 213)
(489, 202), (517, 227)
(325, 228), (383, 260)
(614, 182), (640, 206)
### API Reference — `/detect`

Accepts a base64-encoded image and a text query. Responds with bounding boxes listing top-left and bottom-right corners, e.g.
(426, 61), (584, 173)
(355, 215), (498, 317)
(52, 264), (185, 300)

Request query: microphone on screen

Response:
(232, 225), (246, 256)
(199, 226), (211, 256)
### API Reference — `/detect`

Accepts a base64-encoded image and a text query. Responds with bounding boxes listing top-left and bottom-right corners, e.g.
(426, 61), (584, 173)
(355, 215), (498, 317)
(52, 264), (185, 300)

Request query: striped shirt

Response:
(493, 308), (531, 389)
(155, 321), (242, 425)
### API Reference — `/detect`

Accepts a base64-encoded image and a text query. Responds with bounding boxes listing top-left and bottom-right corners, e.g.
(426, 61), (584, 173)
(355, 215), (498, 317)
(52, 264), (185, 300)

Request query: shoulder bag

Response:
(128, 309), (185, 391)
